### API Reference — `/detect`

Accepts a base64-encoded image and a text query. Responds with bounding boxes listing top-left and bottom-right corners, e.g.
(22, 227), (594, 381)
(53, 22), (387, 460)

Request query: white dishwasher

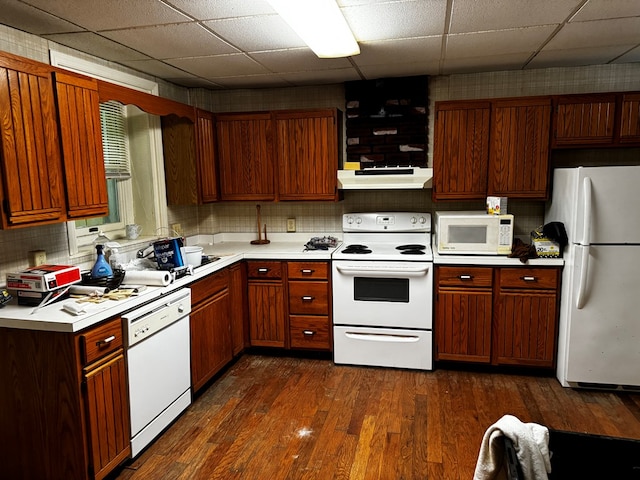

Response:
(123, 288), (192, 457)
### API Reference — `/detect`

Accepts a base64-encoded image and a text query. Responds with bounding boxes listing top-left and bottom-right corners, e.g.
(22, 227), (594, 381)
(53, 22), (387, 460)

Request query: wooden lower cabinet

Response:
(229, 262), (249, 355)
(0, 316), (130, 480)
(435, 265), (560, 368)
(189, 268), (234, 392)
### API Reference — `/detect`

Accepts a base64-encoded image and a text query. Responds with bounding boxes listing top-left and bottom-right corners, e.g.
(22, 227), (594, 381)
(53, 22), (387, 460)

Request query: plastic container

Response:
(183, 246), (203, 267)
(91, 244), (113, 278)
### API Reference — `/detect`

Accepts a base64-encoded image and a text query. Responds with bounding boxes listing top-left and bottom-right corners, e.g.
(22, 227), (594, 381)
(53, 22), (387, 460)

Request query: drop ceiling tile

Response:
(100, 23), (237, 59)
(0, 1), (84, 35)
(442, 53), (532, 74)
(358, 62), (439, 79)
(119, 58), (197, 79)
(20, 0), (190, 31)
(163, 0), (275, 20)
(342, 0), (446, 41)
(279, 68), (361, 86)
(529, 45), (638, 69)
(450, 0), (582, 33)
(44, 32), (150, 62)
(614, 45), (640, 63)
(167, 54), (271, 78)
(353, 37), (442, 67)
(165, 77), (224, 89)
(250, 48), (350, 73)
(446, 26), (556, 59)
(546, 18), (640, 50)
(571, 0), (640, 22)
(203, 15), (306, 51)
(211, 74), (292, 89)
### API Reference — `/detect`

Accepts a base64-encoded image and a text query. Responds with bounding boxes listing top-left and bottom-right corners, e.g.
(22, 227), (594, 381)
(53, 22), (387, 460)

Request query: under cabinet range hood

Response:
(337, 167), (433, 190)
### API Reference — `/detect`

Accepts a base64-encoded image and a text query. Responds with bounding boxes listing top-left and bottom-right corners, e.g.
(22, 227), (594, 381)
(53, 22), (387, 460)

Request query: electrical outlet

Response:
(287, 218), (296, 232)
(171, 223), (183, 237)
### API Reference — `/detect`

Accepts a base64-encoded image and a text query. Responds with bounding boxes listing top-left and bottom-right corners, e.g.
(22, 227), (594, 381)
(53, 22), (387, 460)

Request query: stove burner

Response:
(400, 249), (426, 255)
(342, 244), (372, 254)
(396, 244), (426, 251)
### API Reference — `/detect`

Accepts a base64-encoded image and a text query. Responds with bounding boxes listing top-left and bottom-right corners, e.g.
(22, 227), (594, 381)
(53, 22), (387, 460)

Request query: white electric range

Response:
(331, 212), (433, 370)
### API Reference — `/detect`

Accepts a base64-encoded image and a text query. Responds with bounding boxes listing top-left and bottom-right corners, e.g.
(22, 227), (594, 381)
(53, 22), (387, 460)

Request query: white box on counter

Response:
(6, 264), (81, 292)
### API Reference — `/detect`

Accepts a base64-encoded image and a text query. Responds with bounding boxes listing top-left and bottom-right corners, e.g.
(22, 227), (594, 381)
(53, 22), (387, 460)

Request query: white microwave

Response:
(435, 211), (514, 255)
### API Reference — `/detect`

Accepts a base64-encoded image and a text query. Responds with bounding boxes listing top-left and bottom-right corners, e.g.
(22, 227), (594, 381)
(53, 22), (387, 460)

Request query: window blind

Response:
(100, 101), (131, 179)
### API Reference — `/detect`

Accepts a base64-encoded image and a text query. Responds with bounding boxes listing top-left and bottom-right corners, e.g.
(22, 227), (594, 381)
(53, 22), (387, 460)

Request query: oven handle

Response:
(335, 264), (429, 277)
(344, 332), (421, 343)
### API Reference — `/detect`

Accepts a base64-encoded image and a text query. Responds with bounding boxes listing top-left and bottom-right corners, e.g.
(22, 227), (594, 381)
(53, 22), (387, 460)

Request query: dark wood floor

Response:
(111, 354), (640, 480)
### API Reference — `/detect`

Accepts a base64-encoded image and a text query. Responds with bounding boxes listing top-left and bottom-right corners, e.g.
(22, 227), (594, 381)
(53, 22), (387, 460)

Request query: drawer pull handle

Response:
(459, 275), (474, 280)
(257, 268), (270, 273)
(522, 276), (537, 282)
(97, 335), (116, 346)
(301, 269), (314, 275)
(303, 330), (316, 336)
(301, 296), (315, 302)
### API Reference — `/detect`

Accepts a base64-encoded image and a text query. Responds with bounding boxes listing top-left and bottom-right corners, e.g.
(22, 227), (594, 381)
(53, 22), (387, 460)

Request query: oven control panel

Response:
(343, 212), (431, 232)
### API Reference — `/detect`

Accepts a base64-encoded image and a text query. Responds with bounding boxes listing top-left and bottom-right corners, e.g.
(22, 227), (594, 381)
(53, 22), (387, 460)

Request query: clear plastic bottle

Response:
(91, 244), (113, 278)
(109, 247), (122, 271)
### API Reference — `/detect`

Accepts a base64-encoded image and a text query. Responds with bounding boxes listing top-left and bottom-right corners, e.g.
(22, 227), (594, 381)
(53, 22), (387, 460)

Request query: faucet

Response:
(136, 244), (155, 259)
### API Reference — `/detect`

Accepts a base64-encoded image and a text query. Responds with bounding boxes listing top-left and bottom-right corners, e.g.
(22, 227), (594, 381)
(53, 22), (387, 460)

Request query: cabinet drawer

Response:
(437, 266), (492, 287)
(80, 317), (123, 365)
(190, 268), (230, 306)
(290, 316), (331, 350)
(288, 281), (329, 315)
(499, 268), (558, 289)
(247, 261), (282, 279)
(287, 261), (328, 280)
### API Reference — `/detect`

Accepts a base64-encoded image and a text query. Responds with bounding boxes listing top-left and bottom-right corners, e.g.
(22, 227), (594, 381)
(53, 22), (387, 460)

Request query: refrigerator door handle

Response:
(582, 176), (592, 245)
(576, 245), (590, 309)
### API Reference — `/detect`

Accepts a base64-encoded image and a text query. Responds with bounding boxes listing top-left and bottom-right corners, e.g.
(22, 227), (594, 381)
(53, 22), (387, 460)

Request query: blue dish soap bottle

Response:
(91, 244), (113, 278)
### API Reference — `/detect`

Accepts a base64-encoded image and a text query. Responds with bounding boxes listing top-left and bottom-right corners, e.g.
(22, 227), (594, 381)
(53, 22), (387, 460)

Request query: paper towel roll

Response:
(123, 270), (172, 286)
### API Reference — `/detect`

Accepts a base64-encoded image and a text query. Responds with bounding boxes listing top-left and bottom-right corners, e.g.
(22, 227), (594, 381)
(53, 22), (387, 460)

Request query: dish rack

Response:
(81, 268), (126, 291)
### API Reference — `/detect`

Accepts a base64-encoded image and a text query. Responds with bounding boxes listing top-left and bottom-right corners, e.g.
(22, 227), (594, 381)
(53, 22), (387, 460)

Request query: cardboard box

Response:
(531, 234), (561, 258)
(486, 196), (508, 215)
(7, 265), (81, 292)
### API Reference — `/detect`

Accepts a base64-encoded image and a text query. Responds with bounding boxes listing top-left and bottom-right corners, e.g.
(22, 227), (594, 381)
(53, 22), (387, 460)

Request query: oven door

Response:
(332, 260), (432, 329)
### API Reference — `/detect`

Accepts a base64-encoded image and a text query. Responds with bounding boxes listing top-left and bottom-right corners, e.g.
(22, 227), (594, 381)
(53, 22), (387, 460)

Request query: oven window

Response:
(353, 277), (409, 303)
(450, 225), (487, 244)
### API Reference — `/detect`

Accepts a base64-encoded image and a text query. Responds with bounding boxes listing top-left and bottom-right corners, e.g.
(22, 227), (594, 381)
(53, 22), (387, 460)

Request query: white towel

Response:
(473, 414), (551, 480)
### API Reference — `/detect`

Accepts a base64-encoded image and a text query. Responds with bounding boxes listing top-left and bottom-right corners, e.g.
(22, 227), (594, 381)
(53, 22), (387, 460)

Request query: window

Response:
(49, 51), (168, 254)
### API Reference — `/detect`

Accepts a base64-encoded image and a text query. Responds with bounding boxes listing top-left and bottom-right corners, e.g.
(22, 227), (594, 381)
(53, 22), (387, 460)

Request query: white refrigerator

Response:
(545, 165), (640, 389)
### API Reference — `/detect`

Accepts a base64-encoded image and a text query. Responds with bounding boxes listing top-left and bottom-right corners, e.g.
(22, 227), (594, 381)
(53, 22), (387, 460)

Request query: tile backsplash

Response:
(1, 23), (640, 280)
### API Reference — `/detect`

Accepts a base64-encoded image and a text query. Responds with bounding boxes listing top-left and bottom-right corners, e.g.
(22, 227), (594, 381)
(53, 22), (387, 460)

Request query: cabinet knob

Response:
(301, 269), (314, 275)
(459, 275), (474, 280)
(97, 335), (116, 346)
(301, 296), (315, 302)
(257, 268), (269, 273)
(302, 330), (316, 336)
(522, 276), (537, 282)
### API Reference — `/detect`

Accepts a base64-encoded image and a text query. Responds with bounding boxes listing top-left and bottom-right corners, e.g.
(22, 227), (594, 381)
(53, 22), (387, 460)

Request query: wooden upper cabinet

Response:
(552, 93), (617, 146)
(161, 114), (198, 205)
(216, 112), (275, 201)
(54, 71), (109, 219)
(488, 97), (552, 199)
(433, 101), (490, 201)
(619, 93), (640, 144)
(0, 53), (66, 228)
(196, 109), (218, 203)
(274, 108), (339, 201)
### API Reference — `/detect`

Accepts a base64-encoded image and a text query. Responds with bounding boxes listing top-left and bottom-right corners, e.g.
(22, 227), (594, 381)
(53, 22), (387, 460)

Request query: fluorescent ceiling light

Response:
(267, 0), (360, 58)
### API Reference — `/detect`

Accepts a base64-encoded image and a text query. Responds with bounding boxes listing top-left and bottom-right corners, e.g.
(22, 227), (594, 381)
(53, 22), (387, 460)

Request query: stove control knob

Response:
(345, 216), (354, 224)
(356, 217), (362, 224)
(419, 216), (427, 224)
(410, 216), (417, 224)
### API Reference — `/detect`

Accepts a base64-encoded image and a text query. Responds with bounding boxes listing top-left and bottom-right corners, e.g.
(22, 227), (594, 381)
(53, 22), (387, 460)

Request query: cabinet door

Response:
(83, 350), (131, 480)
(433, 101), (490, 201)
(0, 56), (66, 227)
(274, 109), (339, 201)
(190, 289), (232, 392)
(229, 263), (248, 356)
(216, 112), (275, 201)
(248, 281), (286, 347)
(196, 109), (218, 202)
(553, 94), (617, 146)
(619, 93), (640, 144)
(435, 288), (493, 363)
(489, 97), (552, 199)
(54, 71), (108, 218)
(162, 114), (198, 205)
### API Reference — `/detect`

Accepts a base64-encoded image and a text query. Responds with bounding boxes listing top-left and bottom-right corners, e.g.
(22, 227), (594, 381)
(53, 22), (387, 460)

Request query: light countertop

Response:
(0, 232), (341, 333)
